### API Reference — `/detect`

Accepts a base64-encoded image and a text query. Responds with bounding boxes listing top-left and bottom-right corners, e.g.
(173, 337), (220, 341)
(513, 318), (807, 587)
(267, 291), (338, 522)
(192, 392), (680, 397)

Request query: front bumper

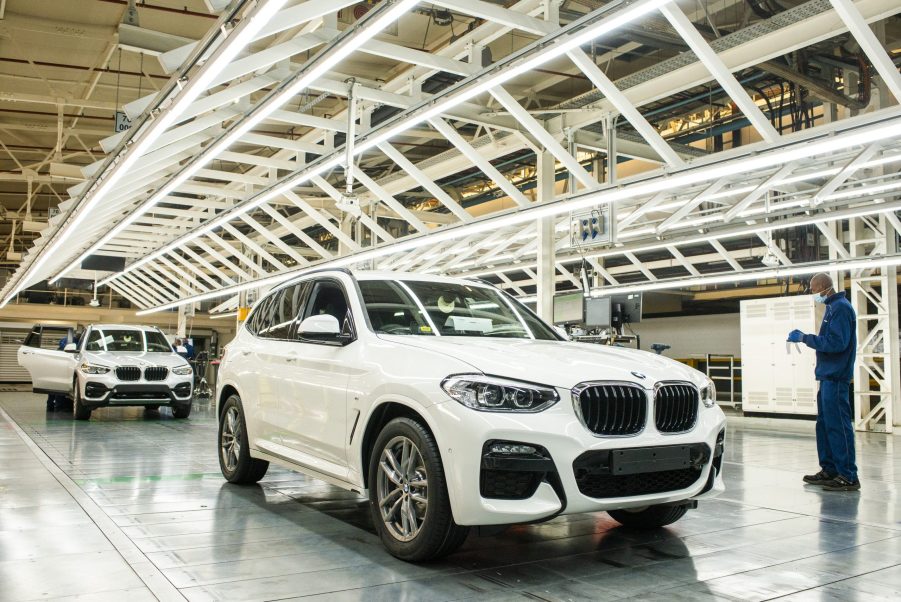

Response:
(80, 373), (193, 408)
(427, 391), (726, 526)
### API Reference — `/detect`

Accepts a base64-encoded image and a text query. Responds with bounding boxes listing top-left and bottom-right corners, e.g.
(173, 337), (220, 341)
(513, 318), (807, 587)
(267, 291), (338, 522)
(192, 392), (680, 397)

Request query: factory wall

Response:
(629, 313), (741, 360)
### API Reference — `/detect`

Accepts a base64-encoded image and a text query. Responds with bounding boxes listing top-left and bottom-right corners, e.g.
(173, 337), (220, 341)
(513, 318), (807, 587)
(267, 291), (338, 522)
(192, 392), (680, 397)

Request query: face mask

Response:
(813, 293), (827, 304)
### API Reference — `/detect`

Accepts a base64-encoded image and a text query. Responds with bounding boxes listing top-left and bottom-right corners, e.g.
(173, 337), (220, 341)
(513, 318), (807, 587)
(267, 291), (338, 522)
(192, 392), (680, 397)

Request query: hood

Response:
(83, 351), (190, 369)
(378, 335), (705, 389)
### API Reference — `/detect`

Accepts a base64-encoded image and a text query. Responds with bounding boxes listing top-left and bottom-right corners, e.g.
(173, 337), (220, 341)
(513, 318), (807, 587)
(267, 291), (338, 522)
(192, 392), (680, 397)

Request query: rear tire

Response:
(368, 417), (469, 562)
(172, 403), (191, 419)
(218, 395), (268, 484)
(607, 503), (689, 529)
(73, 387), (91, 421)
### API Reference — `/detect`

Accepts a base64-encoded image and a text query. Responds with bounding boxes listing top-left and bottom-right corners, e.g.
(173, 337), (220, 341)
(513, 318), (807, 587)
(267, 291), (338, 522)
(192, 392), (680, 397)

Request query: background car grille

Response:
(574, 467), (702, 498)
(655, 384), (699, 433)
(143, 367), (169, 382)
(116, 367), (140, 381)
(575, 384), (647, 436)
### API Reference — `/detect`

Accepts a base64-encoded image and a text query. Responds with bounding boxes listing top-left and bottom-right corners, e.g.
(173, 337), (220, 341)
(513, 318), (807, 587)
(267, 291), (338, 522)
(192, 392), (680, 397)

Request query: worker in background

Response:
(787, 273), (860, 492)
(47, 332), (79, 411)
(174, 337), (195, 360)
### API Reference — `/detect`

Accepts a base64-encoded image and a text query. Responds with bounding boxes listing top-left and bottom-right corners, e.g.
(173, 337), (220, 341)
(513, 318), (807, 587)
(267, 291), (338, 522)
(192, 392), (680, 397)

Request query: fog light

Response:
(490, 443), (537, 455)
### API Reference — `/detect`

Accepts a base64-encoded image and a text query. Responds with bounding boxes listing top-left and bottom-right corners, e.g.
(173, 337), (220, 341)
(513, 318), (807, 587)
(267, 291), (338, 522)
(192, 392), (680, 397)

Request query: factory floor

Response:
(1, 392), (900, 602)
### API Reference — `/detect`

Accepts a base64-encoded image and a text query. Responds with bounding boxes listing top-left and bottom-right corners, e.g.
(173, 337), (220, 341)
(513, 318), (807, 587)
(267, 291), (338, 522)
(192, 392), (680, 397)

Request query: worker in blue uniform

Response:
(787, 273), (860, 492)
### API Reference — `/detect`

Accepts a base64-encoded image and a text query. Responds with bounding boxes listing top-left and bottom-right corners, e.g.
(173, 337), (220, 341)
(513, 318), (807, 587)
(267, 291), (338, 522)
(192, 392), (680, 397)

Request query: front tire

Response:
(172, 403), (191, 419)
(73, 386), (91, 421)
(607, 503), (689, 529)
(368, 417), (469, 562)
(218, 395), (268, 484)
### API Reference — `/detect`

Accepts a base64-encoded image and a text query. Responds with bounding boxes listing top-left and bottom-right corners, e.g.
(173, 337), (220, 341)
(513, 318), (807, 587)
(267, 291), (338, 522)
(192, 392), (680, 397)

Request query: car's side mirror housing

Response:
(63, 343), (78, 353)
(175, 345), (188, 354)
(297, 315), (352, 345)
(554, 326), (569, 340)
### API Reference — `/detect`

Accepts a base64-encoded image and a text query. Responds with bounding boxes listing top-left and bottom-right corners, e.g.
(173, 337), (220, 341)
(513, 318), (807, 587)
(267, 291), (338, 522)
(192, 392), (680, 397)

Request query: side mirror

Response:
(63, 343), (78, 353)
(175, 345), (188, 354)
(297, 314), (352, 344)
(554, 326), (569, 340)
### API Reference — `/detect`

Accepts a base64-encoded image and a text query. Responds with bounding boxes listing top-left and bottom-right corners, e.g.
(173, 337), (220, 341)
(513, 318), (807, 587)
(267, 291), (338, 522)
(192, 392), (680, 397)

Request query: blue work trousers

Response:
(815, 380), (858, 482)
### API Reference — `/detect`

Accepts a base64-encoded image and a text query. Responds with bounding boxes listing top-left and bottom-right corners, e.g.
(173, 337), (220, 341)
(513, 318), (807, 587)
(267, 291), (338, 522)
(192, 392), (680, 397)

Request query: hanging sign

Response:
(114, 111), (132, 133)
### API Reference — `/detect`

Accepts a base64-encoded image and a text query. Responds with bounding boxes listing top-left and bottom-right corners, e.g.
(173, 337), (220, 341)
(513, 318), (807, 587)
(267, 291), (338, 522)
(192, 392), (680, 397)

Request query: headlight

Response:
(441, 374), (559, 412)
(80, 362), (110, 375)
(701, 380), (717, 408)
(172, 365), (193, 376)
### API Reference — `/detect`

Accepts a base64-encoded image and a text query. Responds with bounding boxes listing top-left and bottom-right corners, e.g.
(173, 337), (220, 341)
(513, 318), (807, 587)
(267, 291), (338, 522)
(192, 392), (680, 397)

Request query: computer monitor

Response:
(553, 293), (584, 324)
(584, 297), (612, 327)
(611, 293), (642, 325)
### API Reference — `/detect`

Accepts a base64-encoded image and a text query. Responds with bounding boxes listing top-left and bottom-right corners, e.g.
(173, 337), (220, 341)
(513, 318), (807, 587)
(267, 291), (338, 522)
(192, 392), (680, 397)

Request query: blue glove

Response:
(787, 329), (804, 343)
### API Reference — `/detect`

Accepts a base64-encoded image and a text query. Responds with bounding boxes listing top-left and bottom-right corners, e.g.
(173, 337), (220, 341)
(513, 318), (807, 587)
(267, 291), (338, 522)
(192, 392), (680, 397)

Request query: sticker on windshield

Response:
(445, 316), (492, 332)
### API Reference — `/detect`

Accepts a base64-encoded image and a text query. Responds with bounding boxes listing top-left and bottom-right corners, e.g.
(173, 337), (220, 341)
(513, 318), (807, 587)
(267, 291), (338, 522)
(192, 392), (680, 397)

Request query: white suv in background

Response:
(216, 270), (726, 561)
(19, 324), (194, 420)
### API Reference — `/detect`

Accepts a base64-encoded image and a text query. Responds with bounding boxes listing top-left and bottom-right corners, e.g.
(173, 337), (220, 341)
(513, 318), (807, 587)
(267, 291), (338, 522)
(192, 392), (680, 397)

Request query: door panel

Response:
(277, 341), (352, 469)
(18, 347), (76, 392)
(274, 278), (355, 472)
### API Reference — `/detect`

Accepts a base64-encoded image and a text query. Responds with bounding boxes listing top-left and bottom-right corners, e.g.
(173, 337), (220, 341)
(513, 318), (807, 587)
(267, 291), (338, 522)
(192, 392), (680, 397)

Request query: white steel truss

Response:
(0, 0), (895, 427)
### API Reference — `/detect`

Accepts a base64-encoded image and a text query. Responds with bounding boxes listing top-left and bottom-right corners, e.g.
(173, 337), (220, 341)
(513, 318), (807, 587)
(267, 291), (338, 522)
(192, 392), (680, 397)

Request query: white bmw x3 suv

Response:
(19, 324), (194, 420)
(216, 270), (726, 561)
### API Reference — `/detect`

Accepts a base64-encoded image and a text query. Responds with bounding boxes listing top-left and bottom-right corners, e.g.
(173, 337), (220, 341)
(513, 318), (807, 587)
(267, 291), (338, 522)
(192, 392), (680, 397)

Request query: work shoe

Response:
(821, 475), (861, 491)
(803, 470), (834, 484)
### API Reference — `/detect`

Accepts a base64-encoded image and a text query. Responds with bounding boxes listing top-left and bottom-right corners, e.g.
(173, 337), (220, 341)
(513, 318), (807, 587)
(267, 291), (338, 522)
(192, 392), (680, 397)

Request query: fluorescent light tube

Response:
(3, 0), (290, 306)
(588, 255), (901, 297)
(54, 0), (416, 284)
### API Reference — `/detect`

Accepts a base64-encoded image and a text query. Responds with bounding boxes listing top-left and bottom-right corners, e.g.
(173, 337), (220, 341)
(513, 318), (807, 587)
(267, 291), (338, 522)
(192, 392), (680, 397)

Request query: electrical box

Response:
(740, 296), (823, 415)
(569, 206), (613, 249)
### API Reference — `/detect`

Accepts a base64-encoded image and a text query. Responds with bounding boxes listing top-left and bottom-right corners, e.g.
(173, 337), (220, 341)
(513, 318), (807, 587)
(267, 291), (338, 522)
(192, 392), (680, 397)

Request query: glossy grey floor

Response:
(1, 392), (900, 602)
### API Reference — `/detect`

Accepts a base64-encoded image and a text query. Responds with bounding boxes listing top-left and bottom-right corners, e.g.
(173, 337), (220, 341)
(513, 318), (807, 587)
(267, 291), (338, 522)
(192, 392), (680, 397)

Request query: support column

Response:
(850, 214), (897, 432)
(176, 305), (187, 338)
(536, 151), (556, 322)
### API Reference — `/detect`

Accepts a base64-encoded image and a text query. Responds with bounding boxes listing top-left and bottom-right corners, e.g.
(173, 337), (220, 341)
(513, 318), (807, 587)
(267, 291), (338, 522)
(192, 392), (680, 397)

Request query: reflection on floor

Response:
(1, 392), (899, 601)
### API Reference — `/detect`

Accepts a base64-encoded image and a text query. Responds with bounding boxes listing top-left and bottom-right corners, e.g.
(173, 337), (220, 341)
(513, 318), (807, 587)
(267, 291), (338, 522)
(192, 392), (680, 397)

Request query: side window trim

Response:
(286, 281), (312, 341)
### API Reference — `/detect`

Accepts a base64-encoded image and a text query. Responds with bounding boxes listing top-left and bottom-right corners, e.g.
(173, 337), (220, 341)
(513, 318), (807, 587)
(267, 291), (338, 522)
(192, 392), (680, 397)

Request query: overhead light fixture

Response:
(589, 255), (901, 297)
(101, 0), (900, 309)
(54, 0), (414, 285)
(1, 0), (291, 308)
(100, 0), (676, 289)
(134, 117), (901, 314)
(463, 201), (901, 279)
(210, 311), (238, 319)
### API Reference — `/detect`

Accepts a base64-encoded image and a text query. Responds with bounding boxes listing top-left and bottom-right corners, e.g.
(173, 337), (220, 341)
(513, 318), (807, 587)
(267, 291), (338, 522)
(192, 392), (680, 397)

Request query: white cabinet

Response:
(740, 296), (822, 415)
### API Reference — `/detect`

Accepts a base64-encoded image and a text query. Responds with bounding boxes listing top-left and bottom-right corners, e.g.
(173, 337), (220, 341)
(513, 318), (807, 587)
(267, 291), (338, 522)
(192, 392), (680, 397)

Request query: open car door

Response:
(17, 325), (79, 394)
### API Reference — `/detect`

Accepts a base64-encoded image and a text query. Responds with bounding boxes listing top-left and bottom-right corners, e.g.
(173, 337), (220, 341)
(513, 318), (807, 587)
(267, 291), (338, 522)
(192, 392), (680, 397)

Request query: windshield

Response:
(359, 279), (559, 340)
(89, 329), (173, 352)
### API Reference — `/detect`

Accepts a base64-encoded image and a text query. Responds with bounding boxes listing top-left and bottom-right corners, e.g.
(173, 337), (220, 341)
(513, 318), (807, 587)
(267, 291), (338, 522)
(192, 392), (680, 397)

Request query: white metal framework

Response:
(1, 0), (900, 426)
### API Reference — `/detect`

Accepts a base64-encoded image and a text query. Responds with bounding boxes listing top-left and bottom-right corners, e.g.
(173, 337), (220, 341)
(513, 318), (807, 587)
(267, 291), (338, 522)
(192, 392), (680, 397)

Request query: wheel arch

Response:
(218, 384), (240, 419)
(359, 400), (439, 490)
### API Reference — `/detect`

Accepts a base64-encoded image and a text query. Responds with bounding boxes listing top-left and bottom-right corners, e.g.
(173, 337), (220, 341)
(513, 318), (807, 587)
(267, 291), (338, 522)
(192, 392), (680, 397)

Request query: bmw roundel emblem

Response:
(631, 371), (647, 380)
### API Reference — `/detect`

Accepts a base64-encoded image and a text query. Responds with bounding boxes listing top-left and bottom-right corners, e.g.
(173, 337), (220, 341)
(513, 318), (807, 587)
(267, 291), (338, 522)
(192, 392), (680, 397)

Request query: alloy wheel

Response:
(220, 406), (241, 472)
(377, 435), (428, 542)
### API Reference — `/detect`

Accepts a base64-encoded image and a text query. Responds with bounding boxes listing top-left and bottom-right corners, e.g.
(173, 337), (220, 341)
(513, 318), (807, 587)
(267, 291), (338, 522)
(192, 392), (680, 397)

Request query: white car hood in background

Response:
(379, 336), (705, 389)
(83, 351), (190, 370)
